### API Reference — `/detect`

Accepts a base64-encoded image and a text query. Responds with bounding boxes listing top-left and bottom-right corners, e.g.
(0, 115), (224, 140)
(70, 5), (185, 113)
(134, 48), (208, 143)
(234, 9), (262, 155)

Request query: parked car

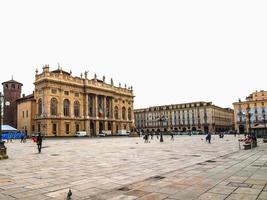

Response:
(117, 130), (130, 136)
(98, 132), (106, 137)
(75, 131), (87, 137)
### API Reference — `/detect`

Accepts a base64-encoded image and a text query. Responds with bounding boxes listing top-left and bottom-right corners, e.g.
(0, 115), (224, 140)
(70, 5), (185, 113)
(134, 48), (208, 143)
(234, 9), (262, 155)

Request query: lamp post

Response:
(158, 115), (167, 143)
(0, 92), (8, 159)
(246, 106), (252, 136)
(262, 109), (266, 137)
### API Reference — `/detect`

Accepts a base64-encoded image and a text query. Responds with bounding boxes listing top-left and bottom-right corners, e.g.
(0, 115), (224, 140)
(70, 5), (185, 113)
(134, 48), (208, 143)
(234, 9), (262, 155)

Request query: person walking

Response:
(170, 132), (174, 141)
(36, 133), (43, 153)
(207, 132), (211, 144)
(20, 132), (24, 143)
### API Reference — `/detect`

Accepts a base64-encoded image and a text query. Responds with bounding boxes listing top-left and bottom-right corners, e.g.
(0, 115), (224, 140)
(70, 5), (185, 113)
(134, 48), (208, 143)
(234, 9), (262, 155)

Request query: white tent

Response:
(1, 125), (17, 132)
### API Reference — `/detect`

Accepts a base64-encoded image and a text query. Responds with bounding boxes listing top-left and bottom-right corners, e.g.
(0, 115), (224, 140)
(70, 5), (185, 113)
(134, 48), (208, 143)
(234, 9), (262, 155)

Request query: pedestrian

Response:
(207, 132), (211, 144)
(20, 132), (24, 143)
(151, 133), (153, 140)
(170, 132), (174, 141)
(36, 133), (43, 153)
(23, 132), (28, 143)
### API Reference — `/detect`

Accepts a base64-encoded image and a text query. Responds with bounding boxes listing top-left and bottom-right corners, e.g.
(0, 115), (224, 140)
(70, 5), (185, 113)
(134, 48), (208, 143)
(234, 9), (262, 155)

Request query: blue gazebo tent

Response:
(1, 125), (17, 132)
(1, 125), (25, 139)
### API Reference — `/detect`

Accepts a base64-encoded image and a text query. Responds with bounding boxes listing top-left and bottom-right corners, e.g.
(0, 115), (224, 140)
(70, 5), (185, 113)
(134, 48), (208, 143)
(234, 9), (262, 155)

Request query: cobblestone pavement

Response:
(0, 135), (266, 200)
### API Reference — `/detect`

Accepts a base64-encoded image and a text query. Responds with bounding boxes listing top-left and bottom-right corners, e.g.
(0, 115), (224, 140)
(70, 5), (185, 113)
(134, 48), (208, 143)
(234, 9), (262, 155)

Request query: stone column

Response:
(85, 94), (90, 135)
(95, 121), (99, 136)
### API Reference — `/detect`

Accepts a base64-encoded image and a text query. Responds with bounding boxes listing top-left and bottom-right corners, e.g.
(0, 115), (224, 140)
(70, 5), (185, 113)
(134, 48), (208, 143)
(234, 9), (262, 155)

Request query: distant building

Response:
(17, 65), (134, 136)
(2, 79), (23, 128)
(134, 102), (234, 133)
(17, 94), (35, 135)
(233, 90), (267, 137)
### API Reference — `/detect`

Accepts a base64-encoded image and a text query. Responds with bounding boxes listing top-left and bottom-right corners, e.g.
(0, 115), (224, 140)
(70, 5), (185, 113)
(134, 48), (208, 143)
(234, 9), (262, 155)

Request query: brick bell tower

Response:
(2, 77), (23, 128)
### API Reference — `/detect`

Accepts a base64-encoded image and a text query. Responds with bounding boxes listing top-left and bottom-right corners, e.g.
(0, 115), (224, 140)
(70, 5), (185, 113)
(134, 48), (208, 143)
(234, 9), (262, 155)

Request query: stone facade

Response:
(233, 90), (267, 137)
(134, 102), (234, 133)
(18, 65), (135, 137)
(2, 79), (23, 128)
(17, 94), (36, 135)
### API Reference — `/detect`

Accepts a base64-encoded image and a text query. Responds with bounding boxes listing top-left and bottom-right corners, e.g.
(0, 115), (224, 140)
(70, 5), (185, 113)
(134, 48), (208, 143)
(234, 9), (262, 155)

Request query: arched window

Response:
(128, 108), (132, 120)
(38, 99), (42, 116)
(114, 106), (119, 119)
(122, 107), (126, 120)
(50, 98), (58, 116)
(63, 99), (70, 117)
(74, 101), (80, 117)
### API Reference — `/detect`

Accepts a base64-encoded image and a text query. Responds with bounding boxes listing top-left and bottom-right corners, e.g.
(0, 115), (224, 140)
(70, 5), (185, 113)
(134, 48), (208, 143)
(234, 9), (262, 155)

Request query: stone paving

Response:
(0, 135), (266, 199)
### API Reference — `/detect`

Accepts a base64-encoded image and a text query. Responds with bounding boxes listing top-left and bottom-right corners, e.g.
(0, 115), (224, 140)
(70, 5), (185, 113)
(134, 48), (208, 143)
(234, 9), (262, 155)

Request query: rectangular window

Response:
(22, 111), (24, 118)
(64, 91), (69, 95)
(75, 93), (79, 97)
(66, 124), (70, 134)
(32, 125), (35, 132)
(53, 124), (57, 135)
(26, 110), (28, 118)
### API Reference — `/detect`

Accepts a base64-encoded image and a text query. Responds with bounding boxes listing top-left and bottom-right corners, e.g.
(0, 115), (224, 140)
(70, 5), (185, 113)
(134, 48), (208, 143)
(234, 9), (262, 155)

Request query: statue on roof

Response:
(111, 78), (114, 86)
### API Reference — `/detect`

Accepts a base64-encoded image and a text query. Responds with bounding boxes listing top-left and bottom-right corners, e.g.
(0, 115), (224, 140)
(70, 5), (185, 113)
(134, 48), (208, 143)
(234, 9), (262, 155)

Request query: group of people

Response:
(142, 132), (174, 143)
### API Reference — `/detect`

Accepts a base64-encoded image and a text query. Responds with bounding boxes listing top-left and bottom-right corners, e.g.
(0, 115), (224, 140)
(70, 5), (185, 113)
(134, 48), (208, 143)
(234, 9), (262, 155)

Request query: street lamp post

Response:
(246, 106), (252, 136)
(0, 92), (8, 159)
(262, 110), (266, 137)
(158, 115), (167, 143)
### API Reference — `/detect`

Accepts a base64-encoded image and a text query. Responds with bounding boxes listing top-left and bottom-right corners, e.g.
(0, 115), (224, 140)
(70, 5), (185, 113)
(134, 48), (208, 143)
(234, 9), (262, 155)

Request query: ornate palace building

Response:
(233, 90), (267, 137)
(17, 65), (134, 136)
(134, 102), (234, 133)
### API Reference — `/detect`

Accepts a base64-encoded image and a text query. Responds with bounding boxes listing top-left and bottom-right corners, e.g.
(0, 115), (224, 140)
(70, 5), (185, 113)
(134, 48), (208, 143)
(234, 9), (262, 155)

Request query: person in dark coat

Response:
(36, 133), (43, 153)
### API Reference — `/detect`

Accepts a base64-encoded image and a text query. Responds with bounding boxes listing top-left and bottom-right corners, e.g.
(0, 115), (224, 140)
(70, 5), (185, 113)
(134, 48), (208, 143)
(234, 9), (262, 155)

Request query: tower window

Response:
(5, 84), (8, 89)
(12, 84), (15, 89)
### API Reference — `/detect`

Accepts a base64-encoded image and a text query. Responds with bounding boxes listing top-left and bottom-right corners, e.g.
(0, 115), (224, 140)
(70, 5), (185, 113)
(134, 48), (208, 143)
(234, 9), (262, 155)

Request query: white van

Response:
(75, 131), (87, 137)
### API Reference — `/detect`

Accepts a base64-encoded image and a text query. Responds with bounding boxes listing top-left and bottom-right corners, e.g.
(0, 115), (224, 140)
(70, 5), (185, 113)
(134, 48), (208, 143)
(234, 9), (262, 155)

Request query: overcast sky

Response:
(0, 0), (266, 109)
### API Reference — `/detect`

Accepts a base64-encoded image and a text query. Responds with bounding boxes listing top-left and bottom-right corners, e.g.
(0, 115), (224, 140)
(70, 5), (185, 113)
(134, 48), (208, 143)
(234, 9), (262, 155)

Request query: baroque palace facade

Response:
(17, 65), (134, 136)
(134, 102), (234, 133)
(233, 90), (267, 137)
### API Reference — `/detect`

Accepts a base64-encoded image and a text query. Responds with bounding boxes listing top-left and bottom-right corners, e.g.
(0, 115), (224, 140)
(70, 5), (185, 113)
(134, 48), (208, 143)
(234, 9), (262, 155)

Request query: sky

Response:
(0, 0), (266, 109)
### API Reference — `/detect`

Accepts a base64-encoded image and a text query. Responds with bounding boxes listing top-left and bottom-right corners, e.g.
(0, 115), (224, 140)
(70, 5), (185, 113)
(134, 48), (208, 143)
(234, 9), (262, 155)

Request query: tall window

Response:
(115, 106), (119, 119)
(38, 99), (42, 116)
(50, 98), (58, 116)
(63, 99), (70, 117)
(122, 107), (126, 120)
(74, 101), (80, 117)
(106, 97), (111, 118)
(88, 95), (94, 117)
(128, 108), (132, 120)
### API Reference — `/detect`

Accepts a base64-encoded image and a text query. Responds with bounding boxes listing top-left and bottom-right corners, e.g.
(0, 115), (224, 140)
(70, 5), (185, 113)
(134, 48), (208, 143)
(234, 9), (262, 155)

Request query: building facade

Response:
(17, 65), (135, 137)
(2, 79), (23, 128)
(233, 90), (267, 137)
(134, 102), (234, 133)
(17, 94), (36, 135)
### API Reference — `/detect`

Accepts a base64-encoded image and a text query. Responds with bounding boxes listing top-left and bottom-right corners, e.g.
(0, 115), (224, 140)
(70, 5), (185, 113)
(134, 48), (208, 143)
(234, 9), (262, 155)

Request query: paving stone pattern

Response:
(0, 135), (266, 199)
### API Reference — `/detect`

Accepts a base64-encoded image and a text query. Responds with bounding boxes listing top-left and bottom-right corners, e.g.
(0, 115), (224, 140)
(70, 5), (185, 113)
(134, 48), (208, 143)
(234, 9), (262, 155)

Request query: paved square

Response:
(0, 135), (267, 199)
